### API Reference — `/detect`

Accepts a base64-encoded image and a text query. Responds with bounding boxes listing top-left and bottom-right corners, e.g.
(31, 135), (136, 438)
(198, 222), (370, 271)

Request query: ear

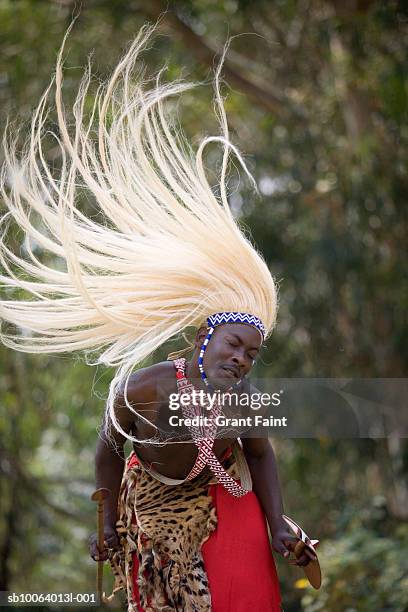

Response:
(195, 326), (208, 348)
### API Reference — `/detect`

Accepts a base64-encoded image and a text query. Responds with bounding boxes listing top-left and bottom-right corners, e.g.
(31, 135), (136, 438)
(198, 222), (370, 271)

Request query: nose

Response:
(231, 351), (246, 368)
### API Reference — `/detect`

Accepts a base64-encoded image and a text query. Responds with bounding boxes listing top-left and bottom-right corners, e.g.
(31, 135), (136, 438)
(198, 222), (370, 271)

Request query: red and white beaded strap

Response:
(173, 358), (249, 498)
(174, 358), (215, 477)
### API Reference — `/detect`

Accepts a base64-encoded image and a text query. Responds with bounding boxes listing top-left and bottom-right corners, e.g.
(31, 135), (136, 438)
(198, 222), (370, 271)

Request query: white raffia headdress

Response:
(0, 24), (278, 444)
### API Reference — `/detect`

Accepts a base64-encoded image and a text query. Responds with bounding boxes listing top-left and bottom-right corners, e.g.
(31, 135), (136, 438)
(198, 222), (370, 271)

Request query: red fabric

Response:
(129, 452), (281, 611)
(201, 483), (281, 612)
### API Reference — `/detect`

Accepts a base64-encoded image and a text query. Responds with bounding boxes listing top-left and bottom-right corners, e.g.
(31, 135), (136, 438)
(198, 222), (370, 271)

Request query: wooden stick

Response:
(91, 488), (110, 603)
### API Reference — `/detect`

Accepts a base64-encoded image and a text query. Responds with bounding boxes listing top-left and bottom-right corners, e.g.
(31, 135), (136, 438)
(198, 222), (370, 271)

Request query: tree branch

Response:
(140, 0), (295, 117)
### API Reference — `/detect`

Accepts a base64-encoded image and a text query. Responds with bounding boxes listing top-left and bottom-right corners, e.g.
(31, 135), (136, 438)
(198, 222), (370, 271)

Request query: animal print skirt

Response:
(108, 451), (235, 611)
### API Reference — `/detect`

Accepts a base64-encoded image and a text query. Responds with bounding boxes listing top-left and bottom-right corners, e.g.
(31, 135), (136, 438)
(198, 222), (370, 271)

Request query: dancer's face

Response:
(195, 323), (262, 388)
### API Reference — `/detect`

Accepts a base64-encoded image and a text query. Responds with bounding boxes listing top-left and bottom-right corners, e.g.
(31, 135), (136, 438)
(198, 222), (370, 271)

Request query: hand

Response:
(285, 537), (318, 567)
(89, 524), (120, 562)
(271, 523), (317, 567)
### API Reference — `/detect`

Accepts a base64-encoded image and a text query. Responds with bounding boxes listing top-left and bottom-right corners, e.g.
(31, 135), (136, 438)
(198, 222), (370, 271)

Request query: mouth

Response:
(222, 365), (240, 379)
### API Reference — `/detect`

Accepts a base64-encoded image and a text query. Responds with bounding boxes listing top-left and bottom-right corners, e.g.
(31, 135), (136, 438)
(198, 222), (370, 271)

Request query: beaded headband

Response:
(207, 312), (265, 339)
(198, 311), (265, 387)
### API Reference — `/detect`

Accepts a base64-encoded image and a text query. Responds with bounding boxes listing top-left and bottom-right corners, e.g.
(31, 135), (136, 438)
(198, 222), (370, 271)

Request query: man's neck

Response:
(186, 351), (206, 389)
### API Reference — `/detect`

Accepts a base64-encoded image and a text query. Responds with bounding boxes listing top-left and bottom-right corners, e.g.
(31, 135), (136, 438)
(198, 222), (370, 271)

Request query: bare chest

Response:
(132, 436), (234, 480)
(131, 395), (235, 479)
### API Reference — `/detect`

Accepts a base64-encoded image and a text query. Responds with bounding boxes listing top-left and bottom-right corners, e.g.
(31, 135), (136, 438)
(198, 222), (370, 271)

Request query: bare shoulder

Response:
(114, 361), (175, 425)
(101, 362), (175, 446)
(119, 361), (175, 403)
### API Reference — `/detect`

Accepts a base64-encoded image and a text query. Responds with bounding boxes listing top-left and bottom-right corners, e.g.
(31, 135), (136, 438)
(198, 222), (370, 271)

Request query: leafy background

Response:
(0, 1), (407, 610)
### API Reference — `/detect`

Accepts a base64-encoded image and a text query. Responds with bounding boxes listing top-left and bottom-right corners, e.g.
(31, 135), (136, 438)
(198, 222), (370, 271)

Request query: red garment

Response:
(201, 483), (281, 612)
(129, 450), (281, 611)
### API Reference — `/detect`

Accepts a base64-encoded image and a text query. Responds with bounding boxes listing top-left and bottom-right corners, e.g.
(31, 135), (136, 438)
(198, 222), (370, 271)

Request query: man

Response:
(0, 24), (317, 612)
(89, 320), (316, 611)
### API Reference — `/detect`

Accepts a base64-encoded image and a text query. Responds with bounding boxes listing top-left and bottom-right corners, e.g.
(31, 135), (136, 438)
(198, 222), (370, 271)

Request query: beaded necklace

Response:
(174, 357), (251, 498)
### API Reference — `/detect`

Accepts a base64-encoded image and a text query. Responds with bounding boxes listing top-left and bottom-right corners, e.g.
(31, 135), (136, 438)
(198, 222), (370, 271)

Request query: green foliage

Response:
(301, 524), (408, 611)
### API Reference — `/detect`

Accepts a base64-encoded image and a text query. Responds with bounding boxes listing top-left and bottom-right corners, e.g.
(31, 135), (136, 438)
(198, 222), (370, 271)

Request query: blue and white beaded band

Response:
(198, 326), (215, 386)
(207, 312), (265, 340)
(198, 311), (266, 388)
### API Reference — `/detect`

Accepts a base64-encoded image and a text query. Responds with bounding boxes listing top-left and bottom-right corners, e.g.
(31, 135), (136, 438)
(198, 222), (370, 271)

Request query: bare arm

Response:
(95, 415), (129, 531)
(242, 437), (286, 534)
(242, 437), (316, 566)
(90, 394), (134, 561)
(242, 384), (287, 534)
(89, 367), (162, 561)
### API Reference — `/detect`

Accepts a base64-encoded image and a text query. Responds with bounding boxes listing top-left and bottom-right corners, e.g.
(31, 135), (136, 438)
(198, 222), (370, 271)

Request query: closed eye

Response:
(227, 340), (239, 348)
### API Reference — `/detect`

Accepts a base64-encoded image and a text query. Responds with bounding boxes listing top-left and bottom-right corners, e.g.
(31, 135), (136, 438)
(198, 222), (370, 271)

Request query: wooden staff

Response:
(91, 488), (110, 603)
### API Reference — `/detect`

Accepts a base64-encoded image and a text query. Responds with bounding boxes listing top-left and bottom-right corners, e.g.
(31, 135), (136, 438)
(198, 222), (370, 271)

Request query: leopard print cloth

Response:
(108, 452), (238, 611)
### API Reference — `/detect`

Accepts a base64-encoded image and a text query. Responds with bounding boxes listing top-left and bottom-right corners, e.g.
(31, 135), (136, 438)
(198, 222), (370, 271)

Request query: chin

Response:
(210, 372), (239, 391)
(213, 379), (232, 391)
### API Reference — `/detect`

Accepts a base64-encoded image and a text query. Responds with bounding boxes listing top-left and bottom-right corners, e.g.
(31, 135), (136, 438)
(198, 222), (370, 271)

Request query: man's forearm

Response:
(95, 438), (125, 528)
(245, 442), (285, 532)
